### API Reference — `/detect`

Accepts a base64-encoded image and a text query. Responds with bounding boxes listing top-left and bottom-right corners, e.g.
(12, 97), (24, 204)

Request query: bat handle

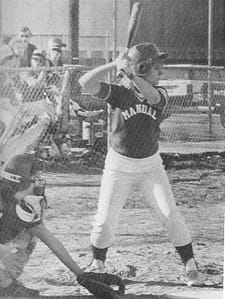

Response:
(117, 69), (126, 79)
(116, 48), (133, 79)
(117, 69), (134, 80)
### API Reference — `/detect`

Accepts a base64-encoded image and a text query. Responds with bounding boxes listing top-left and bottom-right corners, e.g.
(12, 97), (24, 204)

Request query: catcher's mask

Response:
(128, 43), (168, 77)
(0, 154), (44, 192)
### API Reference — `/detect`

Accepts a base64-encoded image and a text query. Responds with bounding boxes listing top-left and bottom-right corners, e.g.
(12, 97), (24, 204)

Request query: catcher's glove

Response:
(77, 271), (125, 299)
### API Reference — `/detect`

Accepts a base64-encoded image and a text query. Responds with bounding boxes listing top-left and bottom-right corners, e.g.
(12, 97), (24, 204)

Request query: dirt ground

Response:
(20, 154), (224, 298)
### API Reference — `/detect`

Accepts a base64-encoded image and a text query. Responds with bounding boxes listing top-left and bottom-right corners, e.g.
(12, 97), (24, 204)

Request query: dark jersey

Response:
(97, 82), (168, 158)
(0, 195), (42, 244)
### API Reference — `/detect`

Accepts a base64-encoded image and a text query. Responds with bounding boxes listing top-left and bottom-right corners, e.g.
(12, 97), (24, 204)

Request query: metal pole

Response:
(106, 0), (118, 151)
(112, 0), (118, 60)
(105, 30), (111, 150)
(0, 0), (2, 38)
(208, 0), (213, 133)
(68, 0), (79, 64)
(104, 31), (110, 62)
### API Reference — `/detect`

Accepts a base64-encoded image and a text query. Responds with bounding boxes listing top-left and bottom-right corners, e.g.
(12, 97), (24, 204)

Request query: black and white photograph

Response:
(0, 1), (224, 298)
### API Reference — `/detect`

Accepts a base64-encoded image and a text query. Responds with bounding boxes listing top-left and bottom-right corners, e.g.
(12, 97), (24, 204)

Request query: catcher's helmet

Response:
(1, 154), (43, 190)
(128, 43), (168, 76)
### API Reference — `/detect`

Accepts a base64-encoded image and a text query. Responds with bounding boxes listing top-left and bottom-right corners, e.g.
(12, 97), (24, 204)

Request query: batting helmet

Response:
(1, 154), (43, 191)
(128, 43), (168, 77)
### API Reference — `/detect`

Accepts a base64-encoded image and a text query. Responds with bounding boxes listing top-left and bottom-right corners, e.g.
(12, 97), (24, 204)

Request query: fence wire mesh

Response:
(0, 64), (225, 171)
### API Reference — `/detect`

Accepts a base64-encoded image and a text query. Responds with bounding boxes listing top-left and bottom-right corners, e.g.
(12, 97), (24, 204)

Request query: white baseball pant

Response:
(91, 147), (192, 249)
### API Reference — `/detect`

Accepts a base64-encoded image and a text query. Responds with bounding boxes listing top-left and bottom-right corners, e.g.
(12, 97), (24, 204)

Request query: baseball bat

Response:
(126, 2), (142, 48)
(117, 2), (142, 78)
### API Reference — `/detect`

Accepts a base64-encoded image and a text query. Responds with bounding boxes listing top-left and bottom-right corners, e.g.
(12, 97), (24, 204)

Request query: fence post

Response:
(105, 30), (111, 151)
(68, 0), (79, 64)
(208, 0), (213, 133)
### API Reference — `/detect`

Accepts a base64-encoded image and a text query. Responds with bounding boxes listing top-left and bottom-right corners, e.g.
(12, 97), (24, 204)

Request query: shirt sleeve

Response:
(155, 86), (168, 109)
(94, 81), (129, 110)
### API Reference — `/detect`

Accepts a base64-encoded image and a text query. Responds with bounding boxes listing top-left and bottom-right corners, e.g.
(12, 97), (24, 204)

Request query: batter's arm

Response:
(79, 61), (116, 95)
(131, 76), (161, 105)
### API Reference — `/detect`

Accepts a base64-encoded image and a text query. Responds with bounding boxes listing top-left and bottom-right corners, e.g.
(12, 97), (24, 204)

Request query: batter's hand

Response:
(77, 271), (125, 298)
(116, 49), (134, 79)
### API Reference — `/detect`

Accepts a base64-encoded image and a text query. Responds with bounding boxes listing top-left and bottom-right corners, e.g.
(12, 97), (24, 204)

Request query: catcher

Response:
(0, 153), (125, 297)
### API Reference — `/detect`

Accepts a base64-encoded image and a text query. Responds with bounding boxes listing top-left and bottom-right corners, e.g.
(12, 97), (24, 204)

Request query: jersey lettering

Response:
(122, 104), (157, 120)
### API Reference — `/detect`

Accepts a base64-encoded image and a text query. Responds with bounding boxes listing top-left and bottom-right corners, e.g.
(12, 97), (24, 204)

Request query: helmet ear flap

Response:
(135, 60), (151, 76)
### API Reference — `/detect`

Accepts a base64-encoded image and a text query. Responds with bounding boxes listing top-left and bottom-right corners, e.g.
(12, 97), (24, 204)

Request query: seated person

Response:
(45, 37), (70, 112)
(19, 49), (48, 102)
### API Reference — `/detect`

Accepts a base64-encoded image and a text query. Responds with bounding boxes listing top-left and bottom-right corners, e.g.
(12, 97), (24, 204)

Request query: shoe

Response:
(186, 269), (204, 287)
(0, 281), (40, 297)
(185, 258), (204, 287)
(89, 259), (106, 273)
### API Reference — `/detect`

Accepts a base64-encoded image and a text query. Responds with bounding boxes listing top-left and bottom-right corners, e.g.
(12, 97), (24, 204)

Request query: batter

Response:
(79, 43), (203, 287)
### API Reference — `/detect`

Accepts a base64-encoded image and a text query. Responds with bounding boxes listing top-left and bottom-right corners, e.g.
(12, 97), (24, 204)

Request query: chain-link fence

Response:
(0, 65), (108, 170)
(159, 64), (225, 154)
(0, 64), (225, 171)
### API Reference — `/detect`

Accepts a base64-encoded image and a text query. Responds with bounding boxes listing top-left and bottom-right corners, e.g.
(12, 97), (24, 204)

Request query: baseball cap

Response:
(32, 49), (46, 61)
(48, 37), (67, 50)
(128, 43), (168, 63)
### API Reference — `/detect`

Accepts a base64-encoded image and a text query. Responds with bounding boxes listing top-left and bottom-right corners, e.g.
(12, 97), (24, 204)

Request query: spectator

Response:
(0, 35), (12, 46)
(1, 37), (25, 68)
(17, 26), (37, 67)
(45, 37), (70, 99)
(46, 37), (66, 67)
(0, 37), (25, 106)
(45, 38), (104, 158)
(14, 49), (48, 105)
(23, 49), (47, 88)
(45, 37), (71, 138)
(0, 44), (14, 65)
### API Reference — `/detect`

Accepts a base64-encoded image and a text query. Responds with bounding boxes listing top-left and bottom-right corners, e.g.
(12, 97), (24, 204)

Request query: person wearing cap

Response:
(17, 26), (37, 67)
(24, 49), (47, 88)
(46, 37), (67, 67)
(13, 48), (48, 104)
(79, 43), (204, 287)
(45, 37), (70, 121)
(45, 37), (73, 155)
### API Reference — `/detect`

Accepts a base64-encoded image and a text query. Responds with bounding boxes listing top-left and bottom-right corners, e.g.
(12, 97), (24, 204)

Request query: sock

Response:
(91, 246), (108, 262)
(175, 243), (194, 266)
